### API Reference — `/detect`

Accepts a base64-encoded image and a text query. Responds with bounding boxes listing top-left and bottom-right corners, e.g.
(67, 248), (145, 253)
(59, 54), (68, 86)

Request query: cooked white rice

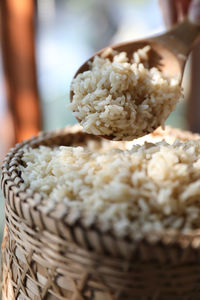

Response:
(69, 46), (183, 141)
(19, 131), (200, 239)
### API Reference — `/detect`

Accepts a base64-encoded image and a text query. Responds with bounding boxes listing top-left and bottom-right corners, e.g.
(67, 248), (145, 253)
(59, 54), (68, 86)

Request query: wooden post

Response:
(0, 0), (41, 147)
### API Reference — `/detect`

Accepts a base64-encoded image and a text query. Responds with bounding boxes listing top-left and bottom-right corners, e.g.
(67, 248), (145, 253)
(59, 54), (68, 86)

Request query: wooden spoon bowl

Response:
(70, 19), (200, 140)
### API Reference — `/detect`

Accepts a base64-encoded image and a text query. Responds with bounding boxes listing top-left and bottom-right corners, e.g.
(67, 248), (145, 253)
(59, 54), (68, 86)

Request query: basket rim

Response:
(2, 126), (200, 250)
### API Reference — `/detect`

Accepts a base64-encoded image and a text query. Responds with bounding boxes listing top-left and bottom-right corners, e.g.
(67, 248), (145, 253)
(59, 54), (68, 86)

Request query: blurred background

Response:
(0, 0), (200, 247)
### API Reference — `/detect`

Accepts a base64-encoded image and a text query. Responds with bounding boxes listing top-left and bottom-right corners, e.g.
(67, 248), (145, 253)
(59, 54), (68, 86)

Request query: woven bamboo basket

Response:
(2, 127), (200, 300)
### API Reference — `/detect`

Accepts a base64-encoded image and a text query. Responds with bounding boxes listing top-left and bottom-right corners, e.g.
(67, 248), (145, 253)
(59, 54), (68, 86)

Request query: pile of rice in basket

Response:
(19, 127), (200, 240)
(69, 46), (183, 141)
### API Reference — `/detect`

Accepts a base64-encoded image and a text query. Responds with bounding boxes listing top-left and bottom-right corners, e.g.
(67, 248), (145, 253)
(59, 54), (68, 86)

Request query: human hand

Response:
(159, 0), (200, 27)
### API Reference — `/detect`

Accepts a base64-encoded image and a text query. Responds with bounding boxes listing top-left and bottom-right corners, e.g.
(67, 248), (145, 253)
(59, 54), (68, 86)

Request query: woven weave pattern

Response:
(2, 128), (200, 299)
(3, 204), (200, 300)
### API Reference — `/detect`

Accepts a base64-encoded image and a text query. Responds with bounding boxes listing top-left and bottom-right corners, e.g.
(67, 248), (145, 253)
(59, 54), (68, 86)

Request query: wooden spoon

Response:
(71, 18), (200, 90)
(70, 18), (200, 138)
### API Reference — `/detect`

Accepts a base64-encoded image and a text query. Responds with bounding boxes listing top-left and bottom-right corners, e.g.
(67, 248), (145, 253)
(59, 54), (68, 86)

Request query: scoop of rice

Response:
(19, 132), (200, 240)
(69, 46), (183, 141)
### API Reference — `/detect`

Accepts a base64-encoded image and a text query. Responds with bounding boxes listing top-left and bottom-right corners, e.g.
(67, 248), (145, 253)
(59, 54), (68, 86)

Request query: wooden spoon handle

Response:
(169, 18), (200, 53)
(153, 18), (200, 69)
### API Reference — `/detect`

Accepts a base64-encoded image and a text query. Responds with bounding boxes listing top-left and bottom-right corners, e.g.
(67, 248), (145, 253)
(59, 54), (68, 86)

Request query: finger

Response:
(188, 0), (200, 24)
(159, 0), (178, 28)
(175, 0), (191, 21)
